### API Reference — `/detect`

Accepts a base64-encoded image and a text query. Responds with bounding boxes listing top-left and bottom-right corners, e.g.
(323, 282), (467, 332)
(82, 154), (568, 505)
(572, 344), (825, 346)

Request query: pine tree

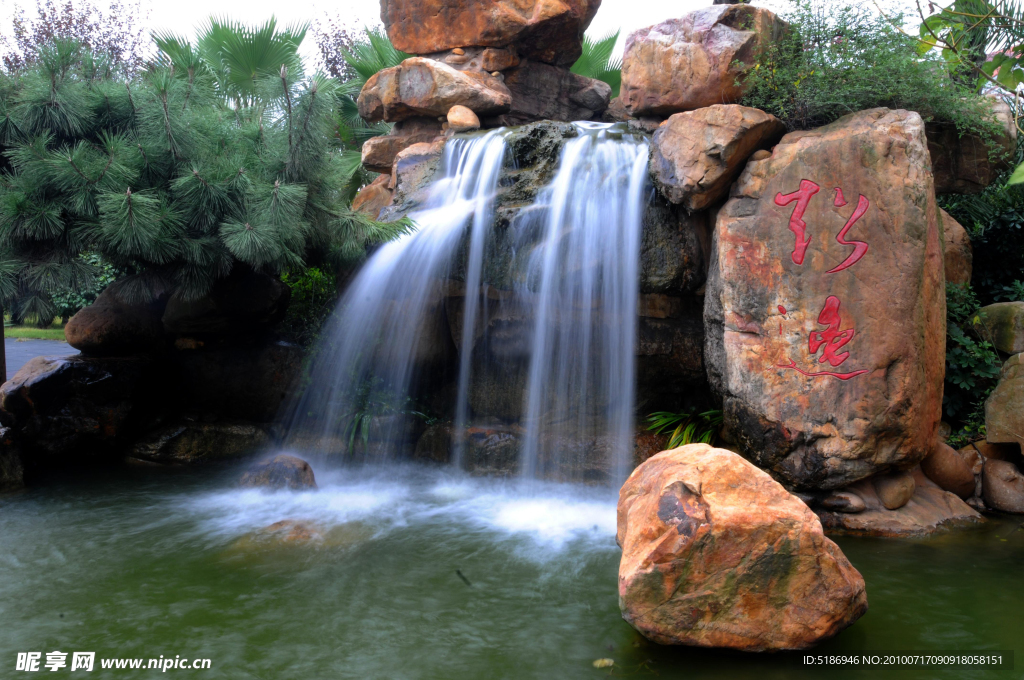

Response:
(0, 36), (409, 379)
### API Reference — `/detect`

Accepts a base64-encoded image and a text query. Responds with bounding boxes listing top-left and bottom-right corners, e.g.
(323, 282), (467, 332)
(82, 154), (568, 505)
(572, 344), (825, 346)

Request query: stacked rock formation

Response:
(352, 0), (614, 218)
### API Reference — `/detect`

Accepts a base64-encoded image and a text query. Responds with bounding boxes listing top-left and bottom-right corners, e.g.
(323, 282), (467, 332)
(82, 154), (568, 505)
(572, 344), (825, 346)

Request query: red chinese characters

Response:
(774, 181), (873, 381)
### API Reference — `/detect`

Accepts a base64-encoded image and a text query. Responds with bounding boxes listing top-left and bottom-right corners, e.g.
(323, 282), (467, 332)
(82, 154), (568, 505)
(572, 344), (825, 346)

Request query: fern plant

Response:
(570, 31), (621, 98)
(646, 410), (724, 449)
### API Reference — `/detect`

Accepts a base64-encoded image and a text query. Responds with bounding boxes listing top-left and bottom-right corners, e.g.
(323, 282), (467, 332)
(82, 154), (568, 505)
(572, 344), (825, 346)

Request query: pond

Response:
(4, 338), (76, 376)
(0, 460), (1020, 679)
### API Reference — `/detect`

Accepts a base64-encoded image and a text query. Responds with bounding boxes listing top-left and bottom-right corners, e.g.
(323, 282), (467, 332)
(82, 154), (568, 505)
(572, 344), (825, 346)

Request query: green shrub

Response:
(944, 283), (1002, 441)
(280, 266), (338, 346)
(739, 0), (999, 140)
(646, 410), (723, 448)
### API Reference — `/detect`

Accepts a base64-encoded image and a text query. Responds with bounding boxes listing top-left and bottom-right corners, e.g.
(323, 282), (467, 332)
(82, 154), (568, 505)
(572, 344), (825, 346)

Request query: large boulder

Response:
(360, 117), (443, 173)
(940, 209), (972, 286)
(817, 468), (981, 536)
(357, 57), (512, 123)
(927, 96), (1016, 194)
(650, 105), (786, 212)
(65, 285), (165, 356)
(239, 454), (317, 490)
(620, 6), (788, 116)
(485, 61), (611, 126)
(380, 0), (600, 66)
(975, 303), (1024, 354)
(985, 353), (1024, 450)
(162, 268), (290, 337)
(0, 355), (165, 463)
(982, 459), (1024, 513)
(617, 444), (867, 651)
(705, 108), (945, 490)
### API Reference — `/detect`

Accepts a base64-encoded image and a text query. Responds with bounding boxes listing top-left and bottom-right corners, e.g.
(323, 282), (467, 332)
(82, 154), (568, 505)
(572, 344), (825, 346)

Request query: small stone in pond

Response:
(593, 658), (614, 668)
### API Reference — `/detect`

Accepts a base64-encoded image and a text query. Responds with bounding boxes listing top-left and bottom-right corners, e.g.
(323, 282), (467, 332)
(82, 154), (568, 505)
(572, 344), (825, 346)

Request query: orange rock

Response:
(447, 105), (481, 132)
(65, 284), (165, 356)
(650, 105), (785, 211)
(618, 444), (867, 651)
(621, 6), (788, 116)
(357, 57), (511, 123)
(351, 175), (394, 219)
(872, 470), (915, 510)
(940, 209), (972, 286)
(982, 459), (1024, 513)
(921, 442), (975, 499)
(380, 0), (600, 66)
(705, 109), (945, 490)
(360, 117), (443, 172)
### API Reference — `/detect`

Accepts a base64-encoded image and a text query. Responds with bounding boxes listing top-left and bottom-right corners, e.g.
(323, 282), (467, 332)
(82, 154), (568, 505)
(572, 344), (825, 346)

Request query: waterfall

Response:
(515, 123), (649, 483)
(284, 122), (649, 484)
(283, 131), (507, 456)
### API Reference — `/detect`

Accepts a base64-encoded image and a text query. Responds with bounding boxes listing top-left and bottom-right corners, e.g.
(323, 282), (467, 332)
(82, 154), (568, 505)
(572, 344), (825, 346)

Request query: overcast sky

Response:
(0, 0), (910, 67)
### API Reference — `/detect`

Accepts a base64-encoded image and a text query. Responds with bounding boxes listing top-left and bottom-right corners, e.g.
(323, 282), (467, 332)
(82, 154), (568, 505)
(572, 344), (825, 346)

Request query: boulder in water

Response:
(704, 108), (945, 490)
(239, 454), (317, 490)
(650, 104), (786, 211)
(357, 57), (512, 123)
(380, 0), (600, 66)
(620, 6), (788, 116)
(617, 444), (867, 651)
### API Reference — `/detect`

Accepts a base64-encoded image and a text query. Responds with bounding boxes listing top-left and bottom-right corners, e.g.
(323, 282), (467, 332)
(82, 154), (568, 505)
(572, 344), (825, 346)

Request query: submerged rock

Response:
(705, 108), (945, 490)
(618, 444), (867, 651)
(239, 454), (317, 490)
(650, 105), (786, 211)
(620, 6), (788, 116)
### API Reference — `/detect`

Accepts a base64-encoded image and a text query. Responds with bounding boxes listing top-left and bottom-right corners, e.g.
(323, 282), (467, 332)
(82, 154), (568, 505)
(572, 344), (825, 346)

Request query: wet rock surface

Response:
(705, 108), (945, 490)
(985, 353), (1024, 451)
(975, 303), (1024, 354)
(130, 420), (272, 464)
(618, 444), (867, 651)
(239, 454), (317, 490)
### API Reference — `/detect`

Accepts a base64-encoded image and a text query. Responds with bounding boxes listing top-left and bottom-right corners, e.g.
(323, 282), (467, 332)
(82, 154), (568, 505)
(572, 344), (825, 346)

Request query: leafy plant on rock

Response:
(571, 31), (622, 99)
(646, 410), (724, 448)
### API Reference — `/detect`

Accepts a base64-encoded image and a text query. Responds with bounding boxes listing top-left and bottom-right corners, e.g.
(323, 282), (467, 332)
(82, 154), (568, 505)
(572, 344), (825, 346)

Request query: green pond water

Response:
(1, 460), (1021, 679)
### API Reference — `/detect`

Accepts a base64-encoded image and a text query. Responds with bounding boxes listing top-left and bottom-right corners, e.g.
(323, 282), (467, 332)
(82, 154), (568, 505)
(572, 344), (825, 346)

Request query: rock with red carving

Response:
(618, 444), (868, 651)
(705, 108), (946, 490)
(357, 57), (511, 123)
(380, 0), (600, 66)
(940, 209), (972, 286)
(620, 5), (788, 116)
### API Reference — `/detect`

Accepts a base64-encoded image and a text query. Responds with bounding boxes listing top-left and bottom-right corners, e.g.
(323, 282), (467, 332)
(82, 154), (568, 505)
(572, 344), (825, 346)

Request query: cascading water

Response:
(285, 122), (649, 484)
(283, 131), (507, 455)
(512, 123), (649, 483)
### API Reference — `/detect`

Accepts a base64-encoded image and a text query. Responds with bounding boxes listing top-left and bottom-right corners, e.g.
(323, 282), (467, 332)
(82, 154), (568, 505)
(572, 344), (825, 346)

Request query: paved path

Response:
(4, 337), (77, 378)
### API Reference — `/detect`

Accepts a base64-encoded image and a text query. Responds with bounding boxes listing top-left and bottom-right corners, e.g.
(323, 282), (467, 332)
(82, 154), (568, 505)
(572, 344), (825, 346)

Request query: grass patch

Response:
(4, 324), (67, 341)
